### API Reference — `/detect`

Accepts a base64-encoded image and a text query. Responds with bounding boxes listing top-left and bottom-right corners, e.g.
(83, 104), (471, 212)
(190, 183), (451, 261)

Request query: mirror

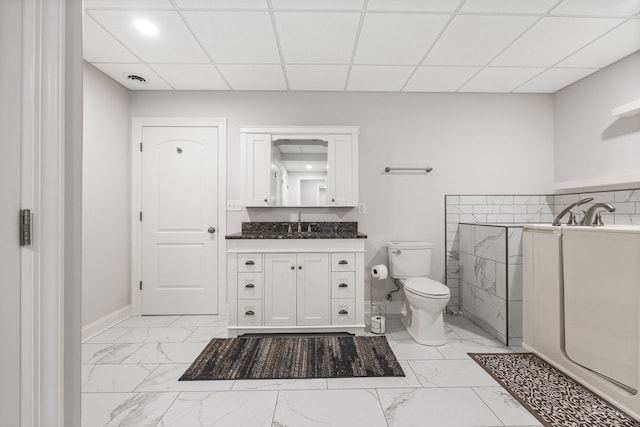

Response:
(270, 138), (328, 206)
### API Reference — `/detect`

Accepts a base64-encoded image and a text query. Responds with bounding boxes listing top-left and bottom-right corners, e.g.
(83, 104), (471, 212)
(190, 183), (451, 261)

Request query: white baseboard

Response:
(81, 305), (132, 342)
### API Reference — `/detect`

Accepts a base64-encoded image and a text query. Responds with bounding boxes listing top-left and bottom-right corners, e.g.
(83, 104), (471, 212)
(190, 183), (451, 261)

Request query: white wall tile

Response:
(614, 190), (640, 202)
(513, 213), (540, 223)
(513, 195), (540, 204)
(473, 205), (500, 214)
(486, 214), (514, 223)
(459, 196), (487, 205)
(500, 205), (526, 214)
(474, 226), (506, 262)
(487, 195), (513, 204)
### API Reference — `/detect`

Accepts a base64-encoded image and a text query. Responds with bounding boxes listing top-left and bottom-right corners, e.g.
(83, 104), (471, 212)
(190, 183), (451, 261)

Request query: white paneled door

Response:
(141, 126), (218, 314)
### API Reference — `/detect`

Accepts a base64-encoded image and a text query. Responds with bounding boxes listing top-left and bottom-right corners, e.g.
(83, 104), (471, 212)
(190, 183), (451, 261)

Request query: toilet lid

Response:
(402, 278), (450, 297)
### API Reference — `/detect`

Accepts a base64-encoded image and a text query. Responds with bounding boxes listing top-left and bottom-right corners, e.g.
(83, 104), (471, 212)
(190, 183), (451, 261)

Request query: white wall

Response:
(554, 52), (640, 186)
(0, 1), (23, 424)
(130, 91), (554, 307)
(82, 63), (131, 326)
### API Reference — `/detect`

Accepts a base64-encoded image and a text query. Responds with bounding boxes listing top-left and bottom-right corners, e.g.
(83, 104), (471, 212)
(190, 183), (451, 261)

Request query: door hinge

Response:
(139, 211), (142, 221)
(139, 142), (143, 152)
(19, 209), (31, 246)
(139, 281), (143, 291)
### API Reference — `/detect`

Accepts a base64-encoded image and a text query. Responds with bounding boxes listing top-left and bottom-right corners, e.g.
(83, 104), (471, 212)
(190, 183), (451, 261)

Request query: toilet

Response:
(386, 241), (450, 346)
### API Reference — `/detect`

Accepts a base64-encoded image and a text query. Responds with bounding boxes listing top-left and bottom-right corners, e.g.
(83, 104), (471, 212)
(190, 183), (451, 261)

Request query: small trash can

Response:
(370, 302), (386, 334)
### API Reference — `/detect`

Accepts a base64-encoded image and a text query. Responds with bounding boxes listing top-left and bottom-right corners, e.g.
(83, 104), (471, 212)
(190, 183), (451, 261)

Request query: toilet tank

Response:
(386, 241), (433, 278)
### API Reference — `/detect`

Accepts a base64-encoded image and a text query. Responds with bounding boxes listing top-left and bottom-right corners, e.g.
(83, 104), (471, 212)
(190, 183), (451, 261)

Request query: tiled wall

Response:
(446, 188), (640, 314)
(445, 194), (552, 311)
(458, 224), (524, 346)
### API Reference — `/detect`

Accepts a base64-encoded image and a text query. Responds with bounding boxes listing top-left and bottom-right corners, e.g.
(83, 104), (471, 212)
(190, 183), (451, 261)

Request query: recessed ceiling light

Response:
(134, 19), (158, 37)
(306, 165), (312, 169)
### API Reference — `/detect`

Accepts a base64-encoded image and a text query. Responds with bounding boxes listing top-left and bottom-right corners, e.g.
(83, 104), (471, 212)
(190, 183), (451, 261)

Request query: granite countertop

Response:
(225, 221), (367, 239)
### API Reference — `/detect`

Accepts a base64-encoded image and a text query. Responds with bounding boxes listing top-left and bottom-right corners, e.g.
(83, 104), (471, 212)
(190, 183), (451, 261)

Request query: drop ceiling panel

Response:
(424, 15), (537, 66)
(355, 14), (451, 65)
(85, 0), (174, 9)
(550, 0), (640, 16)
(276, 12), (360, 64)
(404, 66), (481, 92)
(150, 64), (229, 90)
(286, 65), (349, 91)
(217, 65), (287, 90)
(92, 63), (172, 90)
(492, 17), (623, 67)
(460, 0), (559, 14)
(272, 0), (364, 10)
(367, 0), (462, 12)
(515, 68), (598, 92)
(558, 19), (640, 67)
(174, 0), (269, 9)
(83, 15), (138, 63)
(460, 67), (544, 92)
(183, 12), (280, 64)
(89, 10), (209, 63)
(347, 66), (414, 91)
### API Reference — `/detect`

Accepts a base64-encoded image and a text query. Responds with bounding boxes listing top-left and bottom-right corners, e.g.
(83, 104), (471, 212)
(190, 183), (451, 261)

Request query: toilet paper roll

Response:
(370, 264), (388, 280)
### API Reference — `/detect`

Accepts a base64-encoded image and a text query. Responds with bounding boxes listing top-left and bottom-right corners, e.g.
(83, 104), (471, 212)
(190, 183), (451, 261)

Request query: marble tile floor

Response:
(81, 313), (542, 427)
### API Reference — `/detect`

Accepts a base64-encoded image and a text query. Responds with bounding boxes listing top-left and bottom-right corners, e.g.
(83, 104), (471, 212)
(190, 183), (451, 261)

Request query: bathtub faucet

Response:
(552, 197), (593, 226)
(580, 203), (616, 226)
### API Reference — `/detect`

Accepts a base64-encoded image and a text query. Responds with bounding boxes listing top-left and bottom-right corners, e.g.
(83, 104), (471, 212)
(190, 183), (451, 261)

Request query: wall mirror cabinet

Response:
(240, 126), (359, 207)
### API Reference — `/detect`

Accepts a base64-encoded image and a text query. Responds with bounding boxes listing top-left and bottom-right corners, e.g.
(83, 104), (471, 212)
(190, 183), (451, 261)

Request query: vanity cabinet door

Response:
(241, 133), (271, 206)
(264, 253), (297, 326)
(327, 134), (357, 207)
(296, 253), (330, 326)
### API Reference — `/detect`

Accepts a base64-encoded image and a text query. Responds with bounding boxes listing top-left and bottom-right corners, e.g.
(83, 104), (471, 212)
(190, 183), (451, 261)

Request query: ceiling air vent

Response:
(127, 74), (147, 84)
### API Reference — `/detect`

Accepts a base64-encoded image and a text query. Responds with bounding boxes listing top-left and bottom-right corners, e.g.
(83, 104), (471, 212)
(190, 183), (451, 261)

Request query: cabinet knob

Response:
(338, 309), (348, 315)
(290, 266), (295, 270)
(245, 310), (255, 316)
(245, 283), (255, 288)
(331, 198), (335, 202)
(245, 260), (255, 266)
(298, 266), (302, 270)
(264, 198), (268, 203)
(338, 283), (348, 288)
(207, 226), (216, 234)
(338, 260), (348, 265)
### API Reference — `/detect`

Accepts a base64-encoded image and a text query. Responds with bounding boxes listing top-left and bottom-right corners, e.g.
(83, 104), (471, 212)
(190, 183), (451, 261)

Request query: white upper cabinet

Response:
(240, 132), (271, 206)
(240, 126), (359, 207)
(327, 134), (357, 206)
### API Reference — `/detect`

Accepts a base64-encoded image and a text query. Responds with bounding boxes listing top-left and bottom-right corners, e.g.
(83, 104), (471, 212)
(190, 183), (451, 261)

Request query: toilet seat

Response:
(401, 278), (450, 298)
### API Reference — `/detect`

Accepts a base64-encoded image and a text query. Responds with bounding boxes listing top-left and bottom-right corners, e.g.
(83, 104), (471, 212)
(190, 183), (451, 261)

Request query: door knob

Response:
(208, 226), (216, 234)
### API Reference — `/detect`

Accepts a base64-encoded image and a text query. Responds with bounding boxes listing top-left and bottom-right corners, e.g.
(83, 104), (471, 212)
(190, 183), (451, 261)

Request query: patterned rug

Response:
(180, 335), (404, 381)
(469, 353), (640, 427)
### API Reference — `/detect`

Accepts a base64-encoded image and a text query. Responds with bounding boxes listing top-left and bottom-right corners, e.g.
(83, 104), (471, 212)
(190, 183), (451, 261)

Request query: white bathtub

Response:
(523, 224), (640, 420)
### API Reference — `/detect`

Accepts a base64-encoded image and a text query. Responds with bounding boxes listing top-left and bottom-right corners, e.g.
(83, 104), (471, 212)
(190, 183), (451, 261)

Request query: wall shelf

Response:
(611, 100), (640, 118)
(553, 174), (640, 193)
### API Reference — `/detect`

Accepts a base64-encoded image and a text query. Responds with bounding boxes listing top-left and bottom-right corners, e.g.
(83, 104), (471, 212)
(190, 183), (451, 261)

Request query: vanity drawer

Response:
(238, 299), (263, 327)
(331, 253), (355, 271)
(331, 299), (355, 325)
(331, 272), (355, 299)
(238, 253), (263, 272)
(237, 273), (263, 299)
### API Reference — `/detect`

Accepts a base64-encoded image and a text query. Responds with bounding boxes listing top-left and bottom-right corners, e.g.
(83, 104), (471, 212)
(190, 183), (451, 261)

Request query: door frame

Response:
(131, 117), (228, 316)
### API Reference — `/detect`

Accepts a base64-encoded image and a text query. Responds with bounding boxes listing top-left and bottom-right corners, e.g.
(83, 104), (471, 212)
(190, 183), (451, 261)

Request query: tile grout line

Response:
(343, 0), (369, 91)
(469, 386), (509, 427)
(152, 390), (182, 427)
(270, 390), (280, 426)
(374, 388), (391, 427)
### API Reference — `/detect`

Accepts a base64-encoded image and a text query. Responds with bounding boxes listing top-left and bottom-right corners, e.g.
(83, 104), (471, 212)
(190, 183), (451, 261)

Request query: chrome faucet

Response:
(580, 203), (616, 226)
(552, 197), (593, 226)
(297, 210), (302, 233)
